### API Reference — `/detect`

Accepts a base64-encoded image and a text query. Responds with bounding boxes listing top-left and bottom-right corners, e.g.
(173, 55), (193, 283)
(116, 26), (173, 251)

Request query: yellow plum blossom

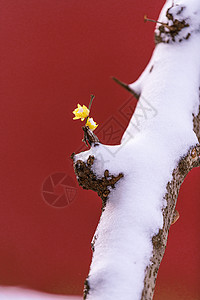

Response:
(86, 117), (98, 131)
(73, 104), (89, 121)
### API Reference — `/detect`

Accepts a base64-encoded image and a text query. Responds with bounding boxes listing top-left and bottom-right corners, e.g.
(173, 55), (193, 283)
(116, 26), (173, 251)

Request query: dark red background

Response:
(0, 0), (199, 298)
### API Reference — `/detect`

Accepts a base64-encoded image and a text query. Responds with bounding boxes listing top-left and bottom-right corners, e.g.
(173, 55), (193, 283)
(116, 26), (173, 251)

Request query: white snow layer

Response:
(75, 0), (200, 299)
(0, 287), (81, 300)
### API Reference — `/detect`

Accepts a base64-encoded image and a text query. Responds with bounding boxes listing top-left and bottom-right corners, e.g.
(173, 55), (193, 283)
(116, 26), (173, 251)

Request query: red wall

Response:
(0, 0), (199, 298)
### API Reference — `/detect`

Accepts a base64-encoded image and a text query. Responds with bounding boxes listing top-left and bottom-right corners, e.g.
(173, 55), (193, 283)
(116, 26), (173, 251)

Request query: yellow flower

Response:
(86, 117), (98, 131)
(73, 104), (89, 121)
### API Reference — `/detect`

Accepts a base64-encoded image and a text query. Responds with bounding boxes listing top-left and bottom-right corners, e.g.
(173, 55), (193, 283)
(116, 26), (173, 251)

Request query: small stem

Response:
(85, 94), (95, 125)
(89, 94), (95, 111)
(144, 15), (173, 31)
(112, 76), (139, 100)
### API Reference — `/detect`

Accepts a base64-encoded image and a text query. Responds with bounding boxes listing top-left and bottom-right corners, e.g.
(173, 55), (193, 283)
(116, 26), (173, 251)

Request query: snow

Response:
(0, 287), (81, 300)
(75, 0), (200, 299)
(155, 0), (200, 43)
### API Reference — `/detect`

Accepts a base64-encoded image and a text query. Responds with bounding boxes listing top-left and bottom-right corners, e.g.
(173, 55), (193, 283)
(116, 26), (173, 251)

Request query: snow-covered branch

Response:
(72, 0), (200, 299)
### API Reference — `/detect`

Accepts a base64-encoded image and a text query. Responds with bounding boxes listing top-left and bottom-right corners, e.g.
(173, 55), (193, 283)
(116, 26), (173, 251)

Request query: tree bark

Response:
(72, 1), (200, 299)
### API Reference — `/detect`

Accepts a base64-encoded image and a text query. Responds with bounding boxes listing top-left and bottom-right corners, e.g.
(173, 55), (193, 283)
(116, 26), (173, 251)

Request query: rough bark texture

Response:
(142, 142), (200, 299)
(72, 3), (200, 299)
(72, 154), (123, 211)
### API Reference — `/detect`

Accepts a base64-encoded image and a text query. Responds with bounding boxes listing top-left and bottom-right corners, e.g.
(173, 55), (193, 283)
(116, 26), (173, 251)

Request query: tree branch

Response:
(72, 1), (200, 299)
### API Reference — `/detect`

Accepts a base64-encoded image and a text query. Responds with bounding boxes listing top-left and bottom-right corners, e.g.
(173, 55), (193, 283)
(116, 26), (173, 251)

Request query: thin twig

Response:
(112, 76), (140, 100)
(144, 15), (174, 31)
(85, 94), (95, 125)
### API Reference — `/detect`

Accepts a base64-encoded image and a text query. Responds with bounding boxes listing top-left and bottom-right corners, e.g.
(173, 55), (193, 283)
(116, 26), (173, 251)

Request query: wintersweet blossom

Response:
(73, 104), (89, 121)
(86, 117), (98, 131)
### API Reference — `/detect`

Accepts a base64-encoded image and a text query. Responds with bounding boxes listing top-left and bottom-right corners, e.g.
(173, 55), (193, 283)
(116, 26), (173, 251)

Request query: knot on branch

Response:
(73, 155), (124, 210)
(155, 5), (190, 44)
(171, 209), (180, 225)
